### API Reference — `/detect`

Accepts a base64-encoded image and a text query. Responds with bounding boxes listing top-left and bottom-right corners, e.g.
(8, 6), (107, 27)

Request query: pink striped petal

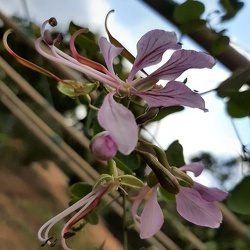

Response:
(128, 30), (181, 81)
(98, 37), (123, 75)
(193, 182), (228, 202)
(97, 92), (138, 155)
(176, 187), (223, 228)
(132, 81), (207, 111)
(148, 49), (216, 81)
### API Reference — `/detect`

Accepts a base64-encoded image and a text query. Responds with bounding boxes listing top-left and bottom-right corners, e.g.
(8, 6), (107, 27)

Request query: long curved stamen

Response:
(38, 189), (98, 244)
(70, 29), (109, 74)
(3, 30), (77, 90)
(35, 38), (120, 88)
(61, 195), (100, 250)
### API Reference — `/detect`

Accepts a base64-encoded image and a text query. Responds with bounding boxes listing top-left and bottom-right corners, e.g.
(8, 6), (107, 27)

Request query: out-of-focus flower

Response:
(131, 185), (164, 239)
(132, 162), (228, 239)
(176, 163), (228, 228)
(38, 173), (144, 250)
(38, 180), (114, 250)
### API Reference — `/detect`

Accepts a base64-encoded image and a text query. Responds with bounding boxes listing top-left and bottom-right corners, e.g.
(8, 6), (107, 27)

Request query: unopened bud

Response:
(136, 150), (180, 194)
(136, 107), (159, 125)
(146, 171), (158, 187)
(170, 167), (194, 187)
(90, 132), (118, 161)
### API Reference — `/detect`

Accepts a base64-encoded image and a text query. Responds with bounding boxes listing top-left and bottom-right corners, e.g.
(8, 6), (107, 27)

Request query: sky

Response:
(1, 0), (249, 187)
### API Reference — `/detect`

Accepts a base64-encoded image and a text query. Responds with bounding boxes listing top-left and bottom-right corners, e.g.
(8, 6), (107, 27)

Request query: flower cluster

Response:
(3, 12), (228, 250)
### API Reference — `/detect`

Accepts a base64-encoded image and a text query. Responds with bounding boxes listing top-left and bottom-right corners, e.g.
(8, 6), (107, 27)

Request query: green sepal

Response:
(107, 159), (118, 177)
(136, 150), (180, 194)
(170, 167), (194, 187)
(93, 174), (114, 189)
(57, 80), (98, 98)
(146, 171), (159, 188)
(119, 175), (144, 188)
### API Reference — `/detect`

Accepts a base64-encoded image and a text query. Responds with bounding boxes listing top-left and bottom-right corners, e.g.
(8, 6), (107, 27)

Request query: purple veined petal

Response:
(140, 186), (164, 238)
(135, 49), (216, 87)
(98, 37), (123, 75)
(132, 81), (208, 111)
(97, 92), (138, 155)
(193, 182), (228, 202)
(128, 30), (181, 82)
(176, 187), (223, 228)
(179, 162), (204, 177)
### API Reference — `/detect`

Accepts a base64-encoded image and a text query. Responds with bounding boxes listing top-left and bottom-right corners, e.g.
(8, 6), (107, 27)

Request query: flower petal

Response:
(98, 37), (123, 75)
(140, 186), (164, 238)
(179, 162), (204, 177)
(176, 187), (223, 228)
(97, 92), (138, 155)
(148, 49), (216, 81)
(132, 81), (207, 111)
(128, 30), (181, 81)
(193, 182), (228, 202)
(131, 186), (151, 225)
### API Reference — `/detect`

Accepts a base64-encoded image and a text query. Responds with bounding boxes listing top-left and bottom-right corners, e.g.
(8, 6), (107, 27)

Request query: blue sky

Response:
(1, 0), (249, 186)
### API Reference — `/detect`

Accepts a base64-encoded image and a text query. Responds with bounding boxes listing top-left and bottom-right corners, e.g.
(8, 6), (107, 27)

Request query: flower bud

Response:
(90, 132), (118, 160)
(136, 150), (180, 194)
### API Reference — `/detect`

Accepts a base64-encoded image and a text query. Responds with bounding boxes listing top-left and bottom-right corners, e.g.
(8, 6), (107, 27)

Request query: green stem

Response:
(122, 189), (128, 250)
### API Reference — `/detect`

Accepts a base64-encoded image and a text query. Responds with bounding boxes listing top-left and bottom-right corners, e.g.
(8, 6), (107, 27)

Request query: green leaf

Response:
(220, 0), (244, 21)
(165, 140), (185, 167)
(211, 35), (230, 55)
(70, 182), (92, 200)
(179, 19), (206, 34)
(85, 211), (99, 225)
(68, 22), (99, 57)
(115, 151), (141, 171)
(217, 66), (250, 98)
(174, 0), (205, 24)
(226, 90), (250, 118)
(151, 106), (184, 122)
(227, 176), (250, 214)
(114, 157), (134, 175)
(159, 186), (175, 201)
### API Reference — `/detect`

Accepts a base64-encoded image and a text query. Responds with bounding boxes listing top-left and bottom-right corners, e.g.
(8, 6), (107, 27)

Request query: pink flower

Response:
(131, 185), (164, 239)
(38, 181), (115, 250)
(132, 163), (228, 238)
(176, 163), (228, 228)
(27, 19), (215, 155)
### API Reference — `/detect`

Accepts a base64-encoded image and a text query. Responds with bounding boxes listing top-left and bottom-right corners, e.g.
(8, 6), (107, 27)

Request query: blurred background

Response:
(0, 0), (250, 249)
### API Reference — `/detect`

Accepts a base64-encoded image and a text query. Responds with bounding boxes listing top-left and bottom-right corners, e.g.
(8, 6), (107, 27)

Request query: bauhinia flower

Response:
(4, 16), (216, 156)
(132, 162), (228, 239)
(132, 184), (164, 239)
(38, 178), (115, 250)
(176, 162), (228, 228)
(38, 172), (143, 250)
